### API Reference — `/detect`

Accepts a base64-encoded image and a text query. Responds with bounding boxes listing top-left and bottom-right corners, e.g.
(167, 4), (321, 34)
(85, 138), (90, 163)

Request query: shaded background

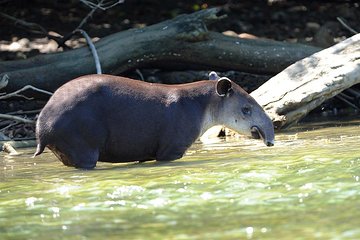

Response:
(1, 0), (358, 60)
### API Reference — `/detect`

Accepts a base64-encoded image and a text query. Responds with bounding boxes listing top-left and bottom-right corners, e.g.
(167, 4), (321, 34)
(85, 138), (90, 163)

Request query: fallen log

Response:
(1, 140), (37, 152)
(0, 8), (320, 93)
(251, 33), (360, 129)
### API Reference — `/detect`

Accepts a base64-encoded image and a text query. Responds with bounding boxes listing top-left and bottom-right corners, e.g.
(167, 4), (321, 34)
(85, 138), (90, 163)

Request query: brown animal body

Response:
(34, 74), (274, 169)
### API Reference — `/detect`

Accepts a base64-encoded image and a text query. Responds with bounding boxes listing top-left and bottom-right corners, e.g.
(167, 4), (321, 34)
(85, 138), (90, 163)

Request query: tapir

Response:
(34, 73), (274, 169)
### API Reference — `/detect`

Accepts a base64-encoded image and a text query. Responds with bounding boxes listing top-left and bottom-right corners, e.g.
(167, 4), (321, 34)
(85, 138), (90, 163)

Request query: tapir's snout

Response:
(251, 124), (274, 147)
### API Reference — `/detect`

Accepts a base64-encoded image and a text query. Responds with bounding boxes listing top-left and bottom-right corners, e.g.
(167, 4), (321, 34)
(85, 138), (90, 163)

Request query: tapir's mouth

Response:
(251, 126), (274, 147)
(251, 126), (262, 139)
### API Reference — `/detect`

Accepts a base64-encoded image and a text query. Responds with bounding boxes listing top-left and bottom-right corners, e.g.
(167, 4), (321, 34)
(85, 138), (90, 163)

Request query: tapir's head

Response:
(213, 75), (274, 147)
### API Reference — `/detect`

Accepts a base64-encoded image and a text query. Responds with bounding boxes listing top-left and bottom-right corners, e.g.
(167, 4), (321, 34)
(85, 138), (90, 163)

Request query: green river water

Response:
(1, 120), (360, 240)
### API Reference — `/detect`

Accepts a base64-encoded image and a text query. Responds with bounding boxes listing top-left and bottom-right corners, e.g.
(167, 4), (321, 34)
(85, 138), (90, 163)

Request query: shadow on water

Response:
(15, 150), (234, 171)
(96, 158), (245, 171)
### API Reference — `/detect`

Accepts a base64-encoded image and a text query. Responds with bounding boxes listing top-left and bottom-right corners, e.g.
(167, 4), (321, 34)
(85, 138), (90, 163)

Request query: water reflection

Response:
(1, 121), (360, 239)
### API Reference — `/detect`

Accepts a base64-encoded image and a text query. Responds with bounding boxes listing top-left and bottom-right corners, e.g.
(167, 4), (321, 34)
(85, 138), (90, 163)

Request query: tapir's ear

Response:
(209, 71), (219, 81)
(216, 77), (232, 97)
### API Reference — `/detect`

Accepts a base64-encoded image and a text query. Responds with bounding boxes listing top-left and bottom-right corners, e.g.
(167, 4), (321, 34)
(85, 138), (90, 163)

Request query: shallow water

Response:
(1, 121), (360, 240)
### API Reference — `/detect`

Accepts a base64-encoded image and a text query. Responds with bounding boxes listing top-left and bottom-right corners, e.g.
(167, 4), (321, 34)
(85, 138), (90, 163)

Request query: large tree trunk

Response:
(251, 33), (360, 129)
(0, 8), (320, 93)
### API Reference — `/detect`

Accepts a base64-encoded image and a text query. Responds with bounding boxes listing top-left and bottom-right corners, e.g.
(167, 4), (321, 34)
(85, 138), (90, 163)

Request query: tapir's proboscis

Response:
(34, 73), (274, 169)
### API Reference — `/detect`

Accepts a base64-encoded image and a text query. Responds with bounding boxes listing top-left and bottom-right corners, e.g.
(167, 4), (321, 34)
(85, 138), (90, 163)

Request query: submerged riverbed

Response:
(1, 120), (360, 239)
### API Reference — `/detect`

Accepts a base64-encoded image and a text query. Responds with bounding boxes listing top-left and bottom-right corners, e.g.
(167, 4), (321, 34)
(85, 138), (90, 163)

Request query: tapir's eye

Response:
(242, 106), (251, 116)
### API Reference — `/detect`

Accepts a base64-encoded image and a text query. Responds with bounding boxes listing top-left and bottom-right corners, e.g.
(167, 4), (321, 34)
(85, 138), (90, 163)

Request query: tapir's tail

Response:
(33, 117), (46, 158)
(32, 142), (45, 158)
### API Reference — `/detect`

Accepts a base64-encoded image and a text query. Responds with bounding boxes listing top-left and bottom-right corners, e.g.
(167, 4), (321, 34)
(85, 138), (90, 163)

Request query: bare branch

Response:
(0, 12), (68, 48)
(60, 0), (121, 47)
(336, 93), (360, 111)
(80, 0), (124, 10)
(0, 11), (48, 35)
(5, 109), (42, 115)
(345, 88), (360, 98)
(0, 85), (53, 100)
(2, 142), (19, 155)
(99, 0), (125, 10)
(135, 69), (144, 81)
(337, 17), (358, 35)
(0, 122), (18, 132)
(77, 0), (105, 30)
(0, 114), (35, 124)
(75, 29), (102, 74)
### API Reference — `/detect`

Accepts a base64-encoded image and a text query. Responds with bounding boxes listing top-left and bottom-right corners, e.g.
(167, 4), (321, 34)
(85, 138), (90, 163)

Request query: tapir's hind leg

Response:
(48, 141), (99, 169)
(70, 148), (99, 169)
(156, 145), (187, 162)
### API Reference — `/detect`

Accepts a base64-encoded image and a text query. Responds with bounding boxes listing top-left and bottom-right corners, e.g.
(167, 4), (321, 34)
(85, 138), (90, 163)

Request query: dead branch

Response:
(0, 11), (47, 36)
(60, 0), (124, 47)
(74, 29), (102, 74)
(5, 109), (42, 115)
(0, 122), (17, 133)
(2, 142), (19, 155)
(337, 17), (358, 35)
(0, 12), (66, 48)
(336, 93), (360, 111)
(251, 33), (360, 129)
(78, 0), (105, 29)
(80, 0), (124, 10)
(0, 85), (53, 100)
(0, 114), (35, 124)
(0, 140), (37, 151)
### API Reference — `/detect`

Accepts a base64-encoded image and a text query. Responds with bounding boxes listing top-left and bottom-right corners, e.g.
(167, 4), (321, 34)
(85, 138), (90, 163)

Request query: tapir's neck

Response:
(200, 112), (217, 137)
(194, 89), (223, 137)
(199, 99), (225, 136)
(172, 81), (223, 138)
